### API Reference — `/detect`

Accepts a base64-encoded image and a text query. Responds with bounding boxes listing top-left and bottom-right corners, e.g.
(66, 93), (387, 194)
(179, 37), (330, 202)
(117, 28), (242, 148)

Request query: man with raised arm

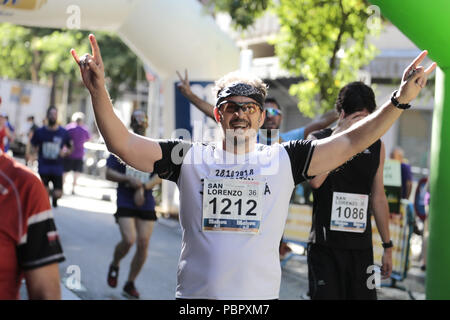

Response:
(71, 35), (435, 299)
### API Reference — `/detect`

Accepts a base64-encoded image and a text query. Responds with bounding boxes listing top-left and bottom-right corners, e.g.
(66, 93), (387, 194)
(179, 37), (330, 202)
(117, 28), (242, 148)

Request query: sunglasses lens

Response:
(223, 102), (239, 113)
(245, 103), (259, 114)
(266, 108), (281, 116)
(222, 102), (261, 114)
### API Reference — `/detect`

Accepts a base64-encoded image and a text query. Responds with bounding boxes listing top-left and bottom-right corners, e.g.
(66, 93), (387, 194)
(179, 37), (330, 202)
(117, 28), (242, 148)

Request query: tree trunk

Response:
(30, 50), (41, 83)
(49, 72), (57, 106)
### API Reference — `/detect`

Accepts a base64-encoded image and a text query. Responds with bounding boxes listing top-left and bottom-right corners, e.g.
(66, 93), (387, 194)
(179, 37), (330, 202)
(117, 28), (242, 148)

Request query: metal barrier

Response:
(372, 199), (416, 299)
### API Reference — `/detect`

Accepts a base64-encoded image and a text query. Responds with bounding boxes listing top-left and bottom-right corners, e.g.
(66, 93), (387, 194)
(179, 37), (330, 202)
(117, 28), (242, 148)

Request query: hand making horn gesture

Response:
(71, 34), (105, 93)
(395, 50), (437, 105)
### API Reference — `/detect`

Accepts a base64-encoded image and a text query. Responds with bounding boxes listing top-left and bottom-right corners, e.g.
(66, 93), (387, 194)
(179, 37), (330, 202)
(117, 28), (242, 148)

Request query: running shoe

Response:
(122, 281), (140, 299)
(107, 264), (119, 288)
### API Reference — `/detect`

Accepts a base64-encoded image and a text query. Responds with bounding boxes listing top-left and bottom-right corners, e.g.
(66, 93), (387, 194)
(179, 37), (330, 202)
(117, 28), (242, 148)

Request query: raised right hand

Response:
(176, 69), (193, 98)
(71, 34), (105, 93)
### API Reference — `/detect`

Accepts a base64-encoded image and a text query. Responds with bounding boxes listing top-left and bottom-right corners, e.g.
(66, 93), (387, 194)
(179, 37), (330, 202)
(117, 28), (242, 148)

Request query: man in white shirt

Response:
(71, 34), (435, 299)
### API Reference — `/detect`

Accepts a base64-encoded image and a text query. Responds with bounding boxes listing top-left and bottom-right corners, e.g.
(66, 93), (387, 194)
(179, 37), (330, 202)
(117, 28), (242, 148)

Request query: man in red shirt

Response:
(0, 148), (65, 299)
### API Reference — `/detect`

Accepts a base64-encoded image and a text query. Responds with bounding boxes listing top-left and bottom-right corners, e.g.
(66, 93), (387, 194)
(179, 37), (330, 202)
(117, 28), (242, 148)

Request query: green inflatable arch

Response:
(371, 0), (450, 299)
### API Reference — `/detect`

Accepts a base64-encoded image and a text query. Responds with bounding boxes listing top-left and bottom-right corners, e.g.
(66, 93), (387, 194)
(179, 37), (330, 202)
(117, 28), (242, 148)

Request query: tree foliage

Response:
(206, 0), (270, 30)
(0, 23), (144, 101)
(206, 0), (381, 117)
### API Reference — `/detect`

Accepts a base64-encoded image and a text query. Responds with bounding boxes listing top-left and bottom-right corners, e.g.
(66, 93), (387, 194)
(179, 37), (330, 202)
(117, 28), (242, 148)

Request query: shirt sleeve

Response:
(282, 139), (316, 185)
(153, 139), (192, 183)
(17, 173), (65, 271)
(106, 154), (123, 172)
(280, 127), (305, 141)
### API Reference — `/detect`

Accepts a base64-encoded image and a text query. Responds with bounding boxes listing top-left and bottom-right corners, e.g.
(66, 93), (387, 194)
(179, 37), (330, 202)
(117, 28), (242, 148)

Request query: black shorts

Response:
(63, 158), (84, 172)
(307, 243), (377, 300)
(39, 174), (63, 190)
(114, 207), (157, 223)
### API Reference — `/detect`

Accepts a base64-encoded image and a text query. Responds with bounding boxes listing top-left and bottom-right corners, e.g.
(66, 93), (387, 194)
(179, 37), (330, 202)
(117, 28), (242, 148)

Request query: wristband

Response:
(382, 240), (393, 249)
(391, 90), (411, 110)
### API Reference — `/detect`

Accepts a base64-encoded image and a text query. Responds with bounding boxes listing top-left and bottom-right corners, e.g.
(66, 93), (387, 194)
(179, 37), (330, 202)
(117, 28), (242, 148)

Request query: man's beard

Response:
(48, 119), (57, 126)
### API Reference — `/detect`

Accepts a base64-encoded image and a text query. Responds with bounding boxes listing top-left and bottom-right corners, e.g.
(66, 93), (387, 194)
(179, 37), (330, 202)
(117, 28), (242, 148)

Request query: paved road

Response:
(41, 174), (426, 300)
(54, 180), (180, 300)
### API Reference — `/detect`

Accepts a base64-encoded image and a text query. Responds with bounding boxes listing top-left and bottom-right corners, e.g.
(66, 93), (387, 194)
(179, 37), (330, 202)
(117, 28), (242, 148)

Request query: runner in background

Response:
(64, 112), (91, 195)
(0, 112), (14, 153)
(3, 115), (15, 153)
(31, 106), (73, 208)
(25, 116), (39, 166)
(390, 147), (413, 200)
(106, 109), (162, 299)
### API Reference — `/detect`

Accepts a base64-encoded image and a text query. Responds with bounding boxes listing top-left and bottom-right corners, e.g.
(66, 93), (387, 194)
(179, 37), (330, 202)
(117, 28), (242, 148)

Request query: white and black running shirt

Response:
(154, 139), (315, 299)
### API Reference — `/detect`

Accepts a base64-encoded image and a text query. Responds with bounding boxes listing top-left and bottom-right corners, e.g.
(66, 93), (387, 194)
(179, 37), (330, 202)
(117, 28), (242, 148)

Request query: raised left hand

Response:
(397, 50), (437, 104)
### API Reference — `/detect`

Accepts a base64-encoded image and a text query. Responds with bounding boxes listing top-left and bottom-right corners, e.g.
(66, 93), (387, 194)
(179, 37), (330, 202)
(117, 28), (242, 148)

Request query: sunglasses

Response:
(265, 107), (282, 117)
(218, 100), (263, 115)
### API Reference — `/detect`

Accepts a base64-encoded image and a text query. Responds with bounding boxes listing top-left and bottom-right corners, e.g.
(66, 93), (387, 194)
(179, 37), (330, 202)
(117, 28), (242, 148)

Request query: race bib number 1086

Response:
(202, 178), (262, 234)
(330, 192), (368, 233)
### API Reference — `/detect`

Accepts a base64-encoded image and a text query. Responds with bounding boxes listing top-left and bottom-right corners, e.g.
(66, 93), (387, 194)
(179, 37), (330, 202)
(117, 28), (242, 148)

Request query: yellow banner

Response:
(0, 0), (47, 11)
(372, 200), (412, 277)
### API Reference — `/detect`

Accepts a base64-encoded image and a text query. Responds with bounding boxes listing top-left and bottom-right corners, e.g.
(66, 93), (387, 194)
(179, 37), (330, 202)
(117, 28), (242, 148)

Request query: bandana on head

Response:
(216, 83), (265, 108)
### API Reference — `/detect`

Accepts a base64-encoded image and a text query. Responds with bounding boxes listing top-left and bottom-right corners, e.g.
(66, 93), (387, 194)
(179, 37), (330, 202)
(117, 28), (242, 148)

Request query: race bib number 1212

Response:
(202, 178), (262, 234)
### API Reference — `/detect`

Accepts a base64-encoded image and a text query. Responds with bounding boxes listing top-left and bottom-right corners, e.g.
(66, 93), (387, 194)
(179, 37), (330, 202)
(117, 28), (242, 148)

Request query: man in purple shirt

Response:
(63, 112), (91, 194)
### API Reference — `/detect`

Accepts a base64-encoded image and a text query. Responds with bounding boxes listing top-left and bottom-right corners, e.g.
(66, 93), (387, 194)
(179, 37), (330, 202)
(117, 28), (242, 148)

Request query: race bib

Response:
(125, 166), (151, 184)
(42, 142), (60, 160)
(202, 178), (263, 234)
(330, 192), (368, 233)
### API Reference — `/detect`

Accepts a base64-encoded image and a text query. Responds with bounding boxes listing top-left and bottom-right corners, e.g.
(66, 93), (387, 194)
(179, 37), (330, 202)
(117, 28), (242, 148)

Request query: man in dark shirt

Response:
(31, 106), (72, 207)
(307, 82), (392, 299)
(105, 110), (161, 299)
